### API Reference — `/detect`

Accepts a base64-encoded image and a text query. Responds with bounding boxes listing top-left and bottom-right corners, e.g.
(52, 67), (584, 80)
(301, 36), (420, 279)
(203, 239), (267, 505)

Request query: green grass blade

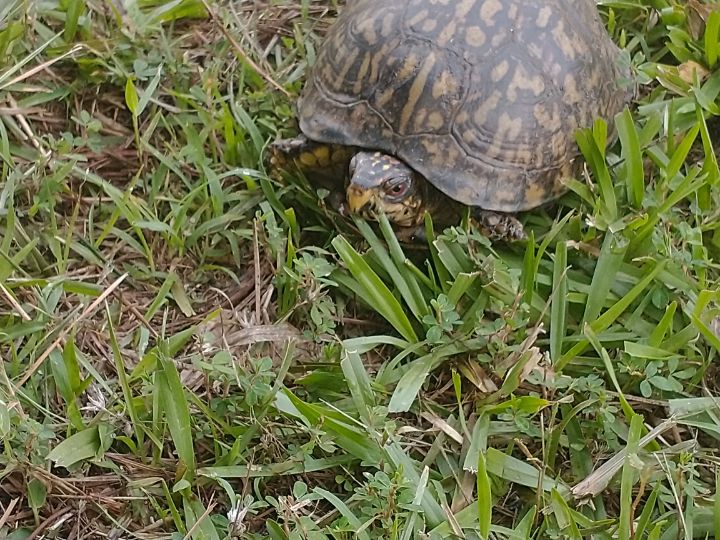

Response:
(388, 342), (474, 412)
(550, 240), (568, 363)
(616, 108), (644, 207)
(332, 234), (418, 342)
(277, 390), (385, 463)
(705, 10), (720, 68)
(157, 345), (196, 479)
(358, 215), (429, 321)
(184, 496), (221, 540)
(485, 447), (568, 494)
(635, 482), (661, 539)
(522, 231), (536, 306)
(477, 451), (492, 540)
(63, 0), (84, 41)
(558, 260), (666, 369)
(618, 414), (644, 540)
(107, 308), (144, 450)
(400, 465), (430, 540)
(649, 301), (677, 346)
(715, 468), (720, 538)
(665, 124), (699, 182)
(314, 487), (372, 540)
(550, 489), (582, 540)
(576, 121), (617, 222)
(340, 347), (376, 425)
(447, 272), (478, 307)
(582, 232), (627, 326)
(47, 427), (102, 469)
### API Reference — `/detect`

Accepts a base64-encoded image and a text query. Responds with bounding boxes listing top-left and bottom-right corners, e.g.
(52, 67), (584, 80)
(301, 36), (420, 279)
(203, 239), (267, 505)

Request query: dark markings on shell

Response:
(297, 0), (633, 212)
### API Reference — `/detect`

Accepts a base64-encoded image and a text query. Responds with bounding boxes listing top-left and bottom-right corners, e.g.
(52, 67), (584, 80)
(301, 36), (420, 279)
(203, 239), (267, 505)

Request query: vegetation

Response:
(0, 0), (719, 538)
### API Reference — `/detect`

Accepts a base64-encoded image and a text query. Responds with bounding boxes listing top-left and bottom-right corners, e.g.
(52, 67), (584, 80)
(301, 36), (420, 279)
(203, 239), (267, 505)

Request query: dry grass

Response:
(1, 1), (719, 539)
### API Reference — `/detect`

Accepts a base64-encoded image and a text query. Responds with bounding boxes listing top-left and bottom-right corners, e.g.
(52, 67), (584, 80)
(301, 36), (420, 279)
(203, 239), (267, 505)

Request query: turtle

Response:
(268, 0), (634, 240)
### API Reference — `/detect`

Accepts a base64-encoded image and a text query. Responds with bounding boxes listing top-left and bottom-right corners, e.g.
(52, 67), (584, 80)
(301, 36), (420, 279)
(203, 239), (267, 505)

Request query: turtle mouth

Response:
(347, 185), (376, 215)
(346, 186), (423, 227)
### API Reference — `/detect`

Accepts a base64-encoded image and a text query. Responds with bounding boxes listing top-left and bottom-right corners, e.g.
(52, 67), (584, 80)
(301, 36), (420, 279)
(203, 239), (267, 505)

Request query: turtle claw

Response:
(473, 210), (526, 242)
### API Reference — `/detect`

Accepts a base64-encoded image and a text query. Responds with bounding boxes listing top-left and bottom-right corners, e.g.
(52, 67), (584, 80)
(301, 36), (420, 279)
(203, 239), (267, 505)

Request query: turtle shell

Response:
(297, 0), (633, 212)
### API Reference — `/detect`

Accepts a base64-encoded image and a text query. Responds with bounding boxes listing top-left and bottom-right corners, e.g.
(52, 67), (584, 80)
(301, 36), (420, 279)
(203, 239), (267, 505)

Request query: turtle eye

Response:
(384, 178), (410, 200)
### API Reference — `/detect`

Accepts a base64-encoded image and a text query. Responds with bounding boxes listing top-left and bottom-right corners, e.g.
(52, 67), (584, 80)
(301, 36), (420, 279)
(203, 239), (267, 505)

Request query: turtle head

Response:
(346, 151), (425, 227)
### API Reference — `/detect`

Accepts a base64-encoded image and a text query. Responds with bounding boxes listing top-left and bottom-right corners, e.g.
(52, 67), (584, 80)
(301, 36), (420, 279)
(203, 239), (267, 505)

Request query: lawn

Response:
(1, 0), (719, 539)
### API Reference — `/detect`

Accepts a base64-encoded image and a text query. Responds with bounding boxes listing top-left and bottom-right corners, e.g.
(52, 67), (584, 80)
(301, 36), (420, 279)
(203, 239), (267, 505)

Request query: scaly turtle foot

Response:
(473, 210), (526, 242)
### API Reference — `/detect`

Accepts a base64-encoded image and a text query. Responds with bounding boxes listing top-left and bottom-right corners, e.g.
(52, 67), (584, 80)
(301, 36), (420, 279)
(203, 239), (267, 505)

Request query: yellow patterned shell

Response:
(297, 0), (633, 212)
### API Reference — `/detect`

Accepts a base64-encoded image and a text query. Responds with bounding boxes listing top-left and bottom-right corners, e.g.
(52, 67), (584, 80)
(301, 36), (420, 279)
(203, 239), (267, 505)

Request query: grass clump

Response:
(0, 1), (719, 539)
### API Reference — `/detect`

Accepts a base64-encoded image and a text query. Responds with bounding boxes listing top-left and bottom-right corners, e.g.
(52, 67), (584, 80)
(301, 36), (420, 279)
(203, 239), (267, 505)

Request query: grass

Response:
(0, 0), (719, 538)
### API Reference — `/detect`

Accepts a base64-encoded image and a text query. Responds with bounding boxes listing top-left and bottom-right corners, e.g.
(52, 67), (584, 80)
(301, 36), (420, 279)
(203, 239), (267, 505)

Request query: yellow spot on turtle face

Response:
(479, 0), (502, 25)
(299, 152), (318, 167)
(536, 6), (552, 28)
(465, 26), (486, 48)
(491, 60), (509, 82)
(432, 70), (459, 99)
(382, 163), (391, 171)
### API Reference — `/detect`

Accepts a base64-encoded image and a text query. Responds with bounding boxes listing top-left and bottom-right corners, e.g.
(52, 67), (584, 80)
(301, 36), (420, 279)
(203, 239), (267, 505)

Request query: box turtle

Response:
(269, 0), (634, 239)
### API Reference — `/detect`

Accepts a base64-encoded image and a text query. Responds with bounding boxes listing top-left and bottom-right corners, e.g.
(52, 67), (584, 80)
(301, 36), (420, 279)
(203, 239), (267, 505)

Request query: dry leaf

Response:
(458, 359), (498, 393)
(677, 60), (709, 84)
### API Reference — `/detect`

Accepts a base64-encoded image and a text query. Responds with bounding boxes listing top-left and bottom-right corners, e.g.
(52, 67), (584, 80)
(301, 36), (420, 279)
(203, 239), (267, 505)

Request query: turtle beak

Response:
(347, 185), (375, 214)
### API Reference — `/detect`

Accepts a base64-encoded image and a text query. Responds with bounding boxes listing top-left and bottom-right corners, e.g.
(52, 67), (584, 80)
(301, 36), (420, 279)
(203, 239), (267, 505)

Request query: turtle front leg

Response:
(471, 209), (526, 242)
(394, 211), (526, 244)
(266, 134), (354, 186)
(266, 135), (356, 214)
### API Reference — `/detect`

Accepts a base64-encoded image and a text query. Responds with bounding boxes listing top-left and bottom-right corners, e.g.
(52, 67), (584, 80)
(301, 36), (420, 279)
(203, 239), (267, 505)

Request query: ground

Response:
(0, 1), (719, 539)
